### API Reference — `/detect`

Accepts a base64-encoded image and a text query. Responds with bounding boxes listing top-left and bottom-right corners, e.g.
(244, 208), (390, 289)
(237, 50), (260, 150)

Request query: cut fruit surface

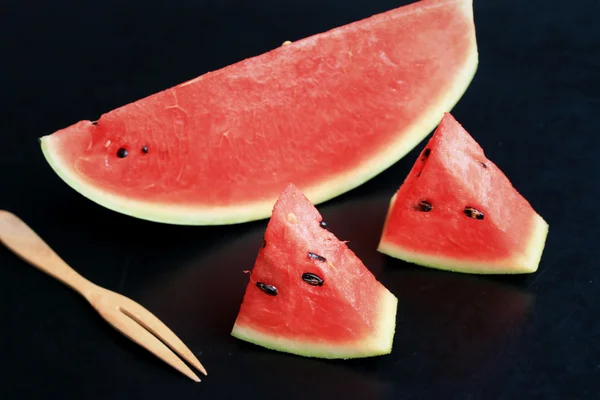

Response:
(40, 0), (478, 225)
(231, 184), (398, 358)
(378, 113), (549, 274)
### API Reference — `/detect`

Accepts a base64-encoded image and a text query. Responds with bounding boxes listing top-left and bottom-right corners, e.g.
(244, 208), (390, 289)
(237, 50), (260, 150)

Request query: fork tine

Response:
(105, 308), (201, 382)
(118, 300), (208, 376)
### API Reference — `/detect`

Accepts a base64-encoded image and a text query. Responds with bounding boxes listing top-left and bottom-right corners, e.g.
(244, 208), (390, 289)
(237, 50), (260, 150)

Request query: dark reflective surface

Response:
(134, 194), (538, 398)
(1, 0), (599, 398)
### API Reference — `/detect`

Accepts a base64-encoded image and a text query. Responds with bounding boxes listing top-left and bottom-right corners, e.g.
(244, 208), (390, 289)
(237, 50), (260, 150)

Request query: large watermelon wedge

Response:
(231, 184), (398, 358)
(378, 113), (549, 274)
(40, 0), (478, 225)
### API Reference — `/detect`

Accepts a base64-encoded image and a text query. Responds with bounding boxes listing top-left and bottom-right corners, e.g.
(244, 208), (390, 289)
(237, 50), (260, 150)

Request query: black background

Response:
(1, 0), (599, 399)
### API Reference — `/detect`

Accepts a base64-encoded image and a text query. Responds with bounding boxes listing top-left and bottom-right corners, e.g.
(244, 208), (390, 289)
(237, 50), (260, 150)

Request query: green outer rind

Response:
(230, 287), (398, 359)
(39, 0), (478, 226)
(377, 195), (550, 275)
(40, 136), (273, 225)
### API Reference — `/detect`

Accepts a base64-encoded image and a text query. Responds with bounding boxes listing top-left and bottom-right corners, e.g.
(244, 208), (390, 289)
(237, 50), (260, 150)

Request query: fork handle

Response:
(0, 210), (95, 296)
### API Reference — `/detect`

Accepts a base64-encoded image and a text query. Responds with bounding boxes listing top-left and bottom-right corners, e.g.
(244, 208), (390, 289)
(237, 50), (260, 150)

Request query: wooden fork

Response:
(0, 210), (207, 382)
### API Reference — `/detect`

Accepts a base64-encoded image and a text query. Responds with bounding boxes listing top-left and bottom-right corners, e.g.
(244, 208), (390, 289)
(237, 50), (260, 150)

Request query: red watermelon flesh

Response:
(231, 184), (398, 358)
(40, 0), (478, 225)
(378, 113), (549, 274)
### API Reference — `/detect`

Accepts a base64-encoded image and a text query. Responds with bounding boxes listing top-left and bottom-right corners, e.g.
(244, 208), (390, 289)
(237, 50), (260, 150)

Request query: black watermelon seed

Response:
(319, 220), (329, 229)
(479, 161), (487, 168)
(116, 148), (128, 158)
(91, 120), (98, 125)
(256, 282), (278, 296)
(423, 148), (431, 157)
(302, 272), (324, 286)
(308, 252), (327, 262)
(464, 207), (484, 220)
(142, 146), (149, 154)
(262, 239), (266, 248)
(416, 171), (421, 177)
(415, 200), (432, 212)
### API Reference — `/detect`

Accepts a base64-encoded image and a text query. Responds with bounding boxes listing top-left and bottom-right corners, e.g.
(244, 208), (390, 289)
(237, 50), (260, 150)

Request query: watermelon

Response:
(231, 184), (398, 358)
(378, 113), (549, 274)
(40, 0), (478, 225)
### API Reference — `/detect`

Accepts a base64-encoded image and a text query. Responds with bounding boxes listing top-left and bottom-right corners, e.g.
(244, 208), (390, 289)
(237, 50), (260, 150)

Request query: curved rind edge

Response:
(40, 136), (277, 225)
(377, 211), (550, 275)
(39, 0), (479, 226)
(230, 287), (398, 359)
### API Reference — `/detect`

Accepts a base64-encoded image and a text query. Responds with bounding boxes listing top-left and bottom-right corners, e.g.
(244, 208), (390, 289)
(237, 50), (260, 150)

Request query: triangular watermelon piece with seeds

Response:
(378, 113), (549, 274)
(231, 184), (398, 358)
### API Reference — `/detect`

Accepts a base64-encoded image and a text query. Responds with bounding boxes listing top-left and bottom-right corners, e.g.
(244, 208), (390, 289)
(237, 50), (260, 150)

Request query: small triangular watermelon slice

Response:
(378, 113), (549, 274)
(231, 184), (398, 359)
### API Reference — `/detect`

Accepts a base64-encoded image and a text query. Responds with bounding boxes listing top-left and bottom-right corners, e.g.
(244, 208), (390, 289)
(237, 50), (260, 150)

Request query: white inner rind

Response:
(230, 287), (398, 359)
(40, 0), (478, 226)
(378, 211), (550, 274)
